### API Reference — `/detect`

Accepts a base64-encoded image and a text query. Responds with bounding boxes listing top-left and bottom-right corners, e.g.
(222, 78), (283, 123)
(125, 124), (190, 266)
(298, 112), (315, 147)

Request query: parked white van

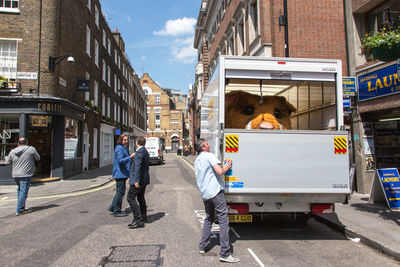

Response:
(145, 137), (164, 165)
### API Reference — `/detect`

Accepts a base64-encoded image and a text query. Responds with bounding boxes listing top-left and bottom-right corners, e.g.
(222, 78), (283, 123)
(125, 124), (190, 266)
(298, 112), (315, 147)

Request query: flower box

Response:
(372, 44), (400, 62)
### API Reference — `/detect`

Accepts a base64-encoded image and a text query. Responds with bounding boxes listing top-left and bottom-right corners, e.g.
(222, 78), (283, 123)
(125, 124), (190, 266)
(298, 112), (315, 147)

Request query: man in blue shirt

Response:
(194, 138), (240, 263)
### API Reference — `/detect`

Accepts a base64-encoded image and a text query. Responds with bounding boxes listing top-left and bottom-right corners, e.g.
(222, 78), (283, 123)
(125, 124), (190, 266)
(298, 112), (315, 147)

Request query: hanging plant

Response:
(361, 27), (400, 61)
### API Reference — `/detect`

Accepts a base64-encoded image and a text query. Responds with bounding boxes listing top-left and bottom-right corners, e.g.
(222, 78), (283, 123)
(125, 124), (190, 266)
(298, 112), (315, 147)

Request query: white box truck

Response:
(200, 56), (350, 223)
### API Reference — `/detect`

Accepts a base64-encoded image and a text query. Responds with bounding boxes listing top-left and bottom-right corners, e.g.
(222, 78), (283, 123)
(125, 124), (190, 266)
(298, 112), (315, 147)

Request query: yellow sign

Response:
(224, 177), (238, 182)
(334, 136), (347, 154)
(225, 135), (239, 153)
(30, 115), (49, 127)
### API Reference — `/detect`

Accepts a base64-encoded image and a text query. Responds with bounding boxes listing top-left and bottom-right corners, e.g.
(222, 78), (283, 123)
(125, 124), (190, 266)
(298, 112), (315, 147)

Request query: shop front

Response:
(354, 63), (400, 193)
(0, 96), (85, 183)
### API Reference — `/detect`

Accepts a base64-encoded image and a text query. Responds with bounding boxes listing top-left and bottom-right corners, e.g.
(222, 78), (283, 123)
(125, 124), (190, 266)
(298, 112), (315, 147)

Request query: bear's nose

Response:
(259, 121), (274, 129)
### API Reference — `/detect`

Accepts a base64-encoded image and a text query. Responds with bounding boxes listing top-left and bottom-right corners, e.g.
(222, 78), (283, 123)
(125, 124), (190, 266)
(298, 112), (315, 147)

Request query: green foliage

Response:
(361, 27), (400, 59)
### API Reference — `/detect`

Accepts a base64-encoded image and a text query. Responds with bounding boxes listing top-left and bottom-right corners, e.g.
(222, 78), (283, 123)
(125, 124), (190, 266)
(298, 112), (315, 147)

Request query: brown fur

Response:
(225, 91), (296, 129)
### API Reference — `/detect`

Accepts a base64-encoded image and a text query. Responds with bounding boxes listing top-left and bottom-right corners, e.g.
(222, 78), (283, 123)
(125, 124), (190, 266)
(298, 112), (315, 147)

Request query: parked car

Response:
(145, 137), (164, 165)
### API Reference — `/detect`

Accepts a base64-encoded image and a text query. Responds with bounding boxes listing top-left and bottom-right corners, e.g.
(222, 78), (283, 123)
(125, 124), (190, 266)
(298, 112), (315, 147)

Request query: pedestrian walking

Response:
(194, 138), (240, 263)
(109, 134), (135, 217)
(127, 136), (150, 229)
(6, 137), (40, 216)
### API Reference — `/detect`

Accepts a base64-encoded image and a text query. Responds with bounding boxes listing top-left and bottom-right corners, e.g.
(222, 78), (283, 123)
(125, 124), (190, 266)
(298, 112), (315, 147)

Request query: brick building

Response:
(0, 0), (146, 182)
(140, 73), (188, 151)
(345, 0), (400, 193)
(190, 0), (349, 150)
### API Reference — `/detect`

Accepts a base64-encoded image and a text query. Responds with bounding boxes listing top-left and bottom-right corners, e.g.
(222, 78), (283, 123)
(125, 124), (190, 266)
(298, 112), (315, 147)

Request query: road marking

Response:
(231, 227), (240, 238)
(1, 197), (8, 200)
(194, 210), (220, 233)
(0, 180), (114, 202)
(179, 157), (194, 171)
(248, 248), (265, 267)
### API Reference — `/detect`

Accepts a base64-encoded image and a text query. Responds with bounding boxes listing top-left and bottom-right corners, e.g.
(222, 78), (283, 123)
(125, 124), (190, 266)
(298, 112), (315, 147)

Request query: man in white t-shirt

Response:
(194, 138), (239, 263)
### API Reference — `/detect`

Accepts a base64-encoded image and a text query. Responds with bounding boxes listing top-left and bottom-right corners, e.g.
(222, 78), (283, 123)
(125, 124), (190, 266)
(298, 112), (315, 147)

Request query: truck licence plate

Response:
(228, 214), (253, 223)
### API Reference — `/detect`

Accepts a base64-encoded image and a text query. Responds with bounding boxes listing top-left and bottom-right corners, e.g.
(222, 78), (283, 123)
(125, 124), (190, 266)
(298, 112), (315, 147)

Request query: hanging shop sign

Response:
(30, 115), (49, 127)
(77, 79), (90, 92)
(342, 77), (356, 96)
(358, 64), (400, 101)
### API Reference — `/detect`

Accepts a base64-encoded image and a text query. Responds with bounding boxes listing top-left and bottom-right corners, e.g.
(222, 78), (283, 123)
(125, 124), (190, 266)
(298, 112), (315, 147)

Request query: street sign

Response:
(373, 168), (400, 209)
(115, 129), (121, 135)
(342, 77), (357, 96)
(343, 98), (351, 108)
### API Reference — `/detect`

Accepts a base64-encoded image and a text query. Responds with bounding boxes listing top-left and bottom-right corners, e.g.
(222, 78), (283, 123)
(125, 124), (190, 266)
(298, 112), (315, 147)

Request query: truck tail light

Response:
(311, 204), (334, 214)
(228, 204), (249, 215)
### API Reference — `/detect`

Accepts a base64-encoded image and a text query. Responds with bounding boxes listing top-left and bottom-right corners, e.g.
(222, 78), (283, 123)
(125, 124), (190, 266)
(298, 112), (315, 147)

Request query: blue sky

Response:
(99, 0), (200, 94)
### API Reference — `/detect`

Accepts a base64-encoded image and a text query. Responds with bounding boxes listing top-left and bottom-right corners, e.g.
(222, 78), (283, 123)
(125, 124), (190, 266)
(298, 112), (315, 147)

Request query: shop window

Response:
(0, 114), (19, 161)
(64, 118), (82, 159)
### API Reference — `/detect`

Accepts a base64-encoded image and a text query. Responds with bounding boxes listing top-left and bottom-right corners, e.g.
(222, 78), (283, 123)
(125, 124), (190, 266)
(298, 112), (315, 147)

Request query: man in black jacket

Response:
(127, 136), (150, 228)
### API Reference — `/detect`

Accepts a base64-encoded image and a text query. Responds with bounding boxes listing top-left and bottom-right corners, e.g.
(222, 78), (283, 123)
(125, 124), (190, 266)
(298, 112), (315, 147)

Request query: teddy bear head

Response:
(225, 90), (296, 129)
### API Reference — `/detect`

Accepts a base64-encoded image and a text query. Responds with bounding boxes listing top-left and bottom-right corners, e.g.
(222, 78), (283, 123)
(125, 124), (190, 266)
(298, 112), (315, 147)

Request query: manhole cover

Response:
(100, 245), (165, 267)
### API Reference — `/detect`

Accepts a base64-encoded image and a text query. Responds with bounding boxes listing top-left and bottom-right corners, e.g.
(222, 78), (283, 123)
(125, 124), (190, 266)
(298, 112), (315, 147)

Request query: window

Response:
(64, 118), (82, 159)
(0, 39), (18, 80)
(249, 0), (259, 42)
(155, 95), (160, 104)
(114, 74), (117, 93)
(102, 29), (106, 47)
(0, 0), (19, 12)
(114, 49), (118, 64)
(93, 128), (98, 158)
(94, 80), (98, 106)
(102, 93), (105, 116)
(107, 66), (111, 86)
(95, 5), (99, 28)
(85, 72), (90, 101)
(86, 26), (91, 56)
(87, 0), (91, 11)
(94, 39), (99, 66)
(155, 111), (160, 121)
(107, 38), (111, 54)
(107, 97), (111, 117)
(102, 60), (106, 81)
(237, 17), (245, 55)
(114, 103), (117, 121)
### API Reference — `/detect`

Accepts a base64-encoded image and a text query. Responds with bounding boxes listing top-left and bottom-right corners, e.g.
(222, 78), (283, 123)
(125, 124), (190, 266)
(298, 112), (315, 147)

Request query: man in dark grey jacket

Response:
(6, 137), (40, 215)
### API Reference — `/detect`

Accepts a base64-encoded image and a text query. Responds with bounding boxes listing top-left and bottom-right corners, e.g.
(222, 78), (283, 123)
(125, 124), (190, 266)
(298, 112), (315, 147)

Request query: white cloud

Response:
(141, 56), (147, 61)
(171, 36), (197, 64)
(154, 17), (196, 36)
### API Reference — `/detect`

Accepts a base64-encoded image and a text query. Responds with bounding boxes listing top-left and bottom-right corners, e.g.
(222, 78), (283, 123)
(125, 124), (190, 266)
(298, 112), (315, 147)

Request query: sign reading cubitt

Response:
(77, 79), (90, 92)
(376, 168), (400, 209)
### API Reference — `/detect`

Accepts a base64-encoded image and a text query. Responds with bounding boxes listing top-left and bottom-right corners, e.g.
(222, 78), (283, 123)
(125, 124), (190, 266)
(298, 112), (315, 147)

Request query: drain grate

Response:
(100, 245), (165, 267)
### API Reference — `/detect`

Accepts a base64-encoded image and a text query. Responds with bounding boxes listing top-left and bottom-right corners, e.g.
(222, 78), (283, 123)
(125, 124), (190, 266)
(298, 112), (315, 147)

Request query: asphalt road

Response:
(0, 153), (398, 266)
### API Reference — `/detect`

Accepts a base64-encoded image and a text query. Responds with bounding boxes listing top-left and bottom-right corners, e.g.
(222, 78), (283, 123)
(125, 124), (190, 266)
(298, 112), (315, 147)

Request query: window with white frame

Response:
(237, 17), (245, 55)
(0, 39), (18, 80)
(107, 66), (111, 86)
(93, 128), (98, 158)
(94, 39), (99, 66)
(85, 72), (90, 101)
(114, 74), (117, 92)
(102, 29), (106, 47)
(114, 49), (117, 64)
(94, 80), (98, 106)
(155, 95), (160, 104)
(0, 0), (19, 12)
(102, 93), (105, 116)
(102, 60), (106, 81)
(95, 5), (99, 28)
(114, 104), (117, 121)
(249, 0), (259, 42)
(107, 38), (111, 54)
(117, 104), (120, 122)
(107, 97), (110, 117)
(87, 0), (91, 11)
(86, 26), (91, 56)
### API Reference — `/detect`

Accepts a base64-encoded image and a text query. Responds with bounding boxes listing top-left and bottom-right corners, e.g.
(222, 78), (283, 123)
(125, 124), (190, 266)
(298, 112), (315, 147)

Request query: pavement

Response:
(181, 155), (400, 262)
(0, 157), (399, 262)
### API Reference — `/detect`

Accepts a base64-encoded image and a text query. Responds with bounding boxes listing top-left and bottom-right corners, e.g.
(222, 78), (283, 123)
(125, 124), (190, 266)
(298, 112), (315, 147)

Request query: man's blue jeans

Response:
(14, 176), (31, 214)
(109, 178), (128, 214)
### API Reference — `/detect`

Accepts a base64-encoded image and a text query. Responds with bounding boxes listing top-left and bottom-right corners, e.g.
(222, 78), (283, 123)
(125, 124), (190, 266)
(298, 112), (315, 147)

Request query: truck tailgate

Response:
(223, 130), (350, 194)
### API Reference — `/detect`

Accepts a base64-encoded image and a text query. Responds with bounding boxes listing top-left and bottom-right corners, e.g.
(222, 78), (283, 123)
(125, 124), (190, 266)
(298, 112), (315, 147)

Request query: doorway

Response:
(28, 129), (52, 177)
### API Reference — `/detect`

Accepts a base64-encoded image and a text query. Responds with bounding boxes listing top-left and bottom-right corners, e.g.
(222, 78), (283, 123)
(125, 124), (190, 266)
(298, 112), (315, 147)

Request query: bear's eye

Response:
(274, 108), (282, 119)
(244, 105), (255, 115)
